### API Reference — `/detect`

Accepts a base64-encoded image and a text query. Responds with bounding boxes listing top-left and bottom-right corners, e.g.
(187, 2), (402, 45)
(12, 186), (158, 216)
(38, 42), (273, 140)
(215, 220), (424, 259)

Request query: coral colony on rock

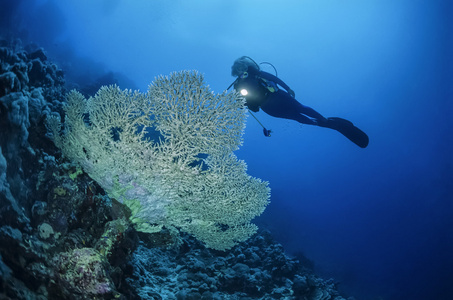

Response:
(0, 40), (351, 299)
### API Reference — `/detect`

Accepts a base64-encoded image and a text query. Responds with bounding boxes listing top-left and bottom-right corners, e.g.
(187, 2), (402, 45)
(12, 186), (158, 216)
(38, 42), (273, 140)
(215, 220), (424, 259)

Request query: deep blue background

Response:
(3, 0), (452, 299)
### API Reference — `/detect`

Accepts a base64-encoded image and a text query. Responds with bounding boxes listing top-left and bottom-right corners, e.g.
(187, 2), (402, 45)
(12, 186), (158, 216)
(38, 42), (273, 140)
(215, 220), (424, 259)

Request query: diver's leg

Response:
(260, 91), (326, 125)
(296, 104), (328, 124)
(260, 92), (369, 147)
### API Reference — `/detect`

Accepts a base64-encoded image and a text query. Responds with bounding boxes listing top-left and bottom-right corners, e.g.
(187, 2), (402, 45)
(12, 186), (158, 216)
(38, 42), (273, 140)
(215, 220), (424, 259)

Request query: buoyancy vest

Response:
(234, 71), (278, 106)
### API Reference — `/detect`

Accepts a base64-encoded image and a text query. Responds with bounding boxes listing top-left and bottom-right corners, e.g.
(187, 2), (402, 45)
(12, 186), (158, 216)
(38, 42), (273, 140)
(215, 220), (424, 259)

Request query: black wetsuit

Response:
(233, 67), (327, 126)
(233, 66), (369, 148)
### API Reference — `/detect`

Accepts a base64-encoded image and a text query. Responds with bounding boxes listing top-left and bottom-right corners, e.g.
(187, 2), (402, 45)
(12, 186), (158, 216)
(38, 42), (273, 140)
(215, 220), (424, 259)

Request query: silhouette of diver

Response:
(230, 56), (369, 148)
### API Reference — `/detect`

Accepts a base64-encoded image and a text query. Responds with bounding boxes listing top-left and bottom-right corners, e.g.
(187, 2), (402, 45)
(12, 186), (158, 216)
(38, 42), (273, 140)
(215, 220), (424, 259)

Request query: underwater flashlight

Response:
(240, 89), (248, 96)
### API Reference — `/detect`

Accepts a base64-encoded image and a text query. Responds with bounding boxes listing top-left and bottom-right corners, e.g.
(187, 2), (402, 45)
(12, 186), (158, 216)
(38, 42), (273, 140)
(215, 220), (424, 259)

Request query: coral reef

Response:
(128, 230), (346, 300)
(54, 247), (114, 296)
(0, 39), (352, 300)
(46, 71), (270, 251)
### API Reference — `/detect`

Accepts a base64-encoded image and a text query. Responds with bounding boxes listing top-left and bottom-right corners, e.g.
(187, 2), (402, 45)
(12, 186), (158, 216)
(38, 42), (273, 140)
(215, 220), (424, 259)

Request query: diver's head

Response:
(231, 56), (260, 77)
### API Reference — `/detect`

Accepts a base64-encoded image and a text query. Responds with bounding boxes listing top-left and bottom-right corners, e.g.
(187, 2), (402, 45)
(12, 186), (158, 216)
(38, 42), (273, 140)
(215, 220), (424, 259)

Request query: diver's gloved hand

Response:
(287, 89), (295, 98)
(247, 105), (259, 112)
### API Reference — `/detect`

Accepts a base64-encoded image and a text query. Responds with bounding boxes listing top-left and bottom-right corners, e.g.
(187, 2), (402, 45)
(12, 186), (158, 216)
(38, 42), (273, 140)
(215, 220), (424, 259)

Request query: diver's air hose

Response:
(226, 79), (271, 137)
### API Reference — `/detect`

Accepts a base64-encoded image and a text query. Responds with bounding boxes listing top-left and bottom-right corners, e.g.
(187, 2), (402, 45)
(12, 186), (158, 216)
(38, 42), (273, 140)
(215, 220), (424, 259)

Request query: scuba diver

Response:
(230, 56), (369, 148)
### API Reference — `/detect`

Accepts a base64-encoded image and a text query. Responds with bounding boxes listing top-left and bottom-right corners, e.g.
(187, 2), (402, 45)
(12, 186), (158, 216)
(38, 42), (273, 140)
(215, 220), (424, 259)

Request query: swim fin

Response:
(326, 117), (369, 148)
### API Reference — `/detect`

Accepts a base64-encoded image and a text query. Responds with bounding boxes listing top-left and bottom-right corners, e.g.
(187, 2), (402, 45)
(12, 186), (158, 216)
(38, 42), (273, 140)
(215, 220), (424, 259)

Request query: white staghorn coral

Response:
(47, 70), (270, 251)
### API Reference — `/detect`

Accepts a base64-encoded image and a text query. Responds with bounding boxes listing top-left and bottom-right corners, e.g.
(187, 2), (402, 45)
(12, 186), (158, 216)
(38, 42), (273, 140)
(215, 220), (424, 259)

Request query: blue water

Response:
(6, 0), (452, 299)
